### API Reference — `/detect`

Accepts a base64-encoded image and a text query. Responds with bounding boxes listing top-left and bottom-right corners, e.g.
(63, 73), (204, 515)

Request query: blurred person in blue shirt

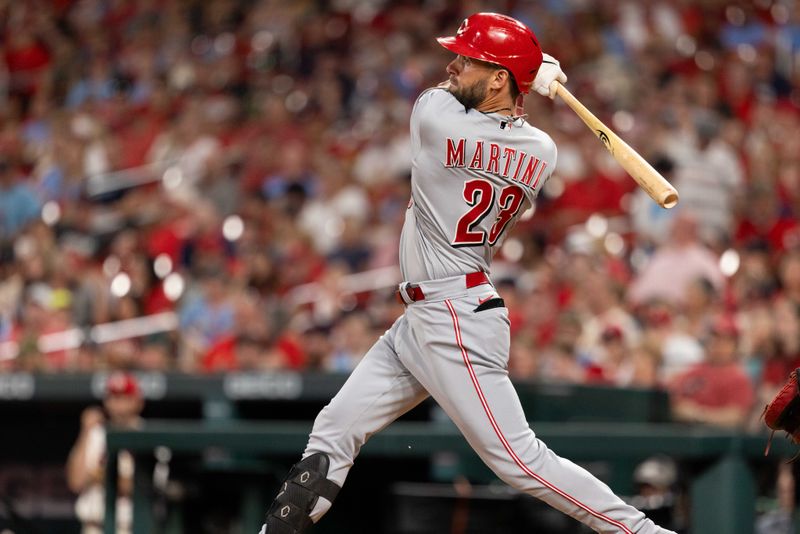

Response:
(0, 157), (41, 242)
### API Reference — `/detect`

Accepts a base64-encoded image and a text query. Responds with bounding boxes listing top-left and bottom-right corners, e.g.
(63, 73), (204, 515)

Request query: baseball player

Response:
(260, 13), (676, 534)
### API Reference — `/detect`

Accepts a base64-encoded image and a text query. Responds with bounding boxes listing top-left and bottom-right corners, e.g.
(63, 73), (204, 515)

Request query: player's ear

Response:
(489, 69), (511, 92)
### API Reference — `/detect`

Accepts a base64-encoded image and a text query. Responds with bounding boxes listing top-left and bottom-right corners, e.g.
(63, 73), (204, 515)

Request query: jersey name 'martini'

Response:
(444, 138), (548, 190)
(399, 87), (557, 282)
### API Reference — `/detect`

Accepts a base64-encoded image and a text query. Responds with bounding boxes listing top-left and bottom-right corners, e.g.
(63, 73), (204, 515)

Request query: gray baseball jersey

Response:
(400, 87), (554, 282)
(298, 88), (675, 534)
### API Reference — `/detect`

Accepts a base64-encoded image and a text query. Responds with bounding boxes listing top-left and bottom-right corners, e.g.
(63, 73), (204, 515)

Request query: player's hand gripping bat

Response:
(554, 83), (679, 209)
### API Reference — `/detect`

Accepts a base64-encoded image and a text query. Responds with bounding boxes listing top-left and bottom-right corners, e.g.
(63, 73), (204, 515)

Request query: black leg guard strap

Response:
(264, 453), (341, 533)
(284, 456), (340, 503)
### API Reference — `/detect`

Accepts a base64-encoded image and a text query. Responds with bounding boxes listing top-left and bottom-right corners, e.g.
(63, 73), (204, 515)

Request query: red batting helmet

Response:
(437, 13), (543, 94)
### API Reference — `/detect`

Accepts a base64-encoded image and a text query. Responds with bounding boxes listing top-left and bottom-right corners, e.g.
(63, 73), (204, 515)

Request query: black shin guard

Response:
(264, 453), (341, 533)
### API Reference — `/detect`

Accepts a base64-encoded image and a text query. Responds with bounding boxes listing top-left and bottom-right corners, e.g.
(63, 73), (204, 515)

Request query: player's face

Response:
(446, 55), (498, 109)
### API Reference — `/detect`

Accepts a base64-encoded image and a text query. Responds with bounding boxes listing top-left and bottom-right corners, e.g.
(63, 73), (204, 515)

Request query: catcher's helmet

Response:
(437, 13), (543, 94)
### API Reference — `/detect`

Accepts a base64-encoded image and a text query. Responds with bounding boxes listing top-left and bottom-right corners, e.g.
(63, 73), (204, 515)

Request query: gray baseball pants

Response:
(303, 273), (675, 534)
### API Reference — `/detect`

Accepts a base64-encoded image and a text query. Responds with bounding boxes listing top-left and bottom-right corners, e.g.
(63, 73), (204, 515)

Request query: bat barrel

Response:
(660, 190), (679, 209)
(554, 83), (679, 210)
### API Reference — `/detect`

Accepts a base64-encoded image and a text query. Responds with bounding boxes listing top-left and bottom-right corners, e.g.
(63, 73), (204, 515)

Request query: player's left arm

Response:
(532, 53), (567, 99)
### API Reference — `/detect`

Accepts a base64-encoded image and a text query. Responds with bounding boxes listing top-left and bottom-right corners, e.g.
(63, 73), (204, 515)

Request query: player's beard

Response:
(450, 78), (489, 110)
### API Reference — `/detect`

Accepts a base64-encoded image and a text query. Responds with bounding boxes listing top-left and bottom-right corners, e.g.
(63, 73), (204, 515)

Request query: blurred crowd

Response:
(1, 0), (800, 430)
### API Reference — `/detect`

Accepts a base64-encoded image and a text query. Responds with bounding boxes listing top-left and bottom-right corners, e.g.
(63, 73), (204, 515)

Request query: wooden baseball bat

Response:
(554, 83), (679, 209)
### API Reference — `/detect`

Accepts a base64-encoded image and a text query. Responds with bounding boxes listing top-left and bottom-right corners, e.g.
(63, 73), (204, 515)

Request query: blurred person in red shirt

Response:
(535, 138), (630, 241)
(4, 19), (51, 106)
(200, 334), (295, 373)
(735, 186), (800, 255)
(668, 316), (754, 428)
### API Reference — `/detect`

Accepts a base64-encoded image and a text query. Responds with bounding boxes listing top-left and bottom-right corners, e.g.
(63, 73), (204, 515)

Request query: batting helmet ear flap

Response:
(437, 13), (543, 94)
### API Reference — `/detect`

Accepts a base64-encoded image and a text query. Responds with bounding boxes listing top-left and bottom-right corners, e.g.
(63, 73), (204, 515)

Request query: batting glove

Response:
(532, 53), (567, 99)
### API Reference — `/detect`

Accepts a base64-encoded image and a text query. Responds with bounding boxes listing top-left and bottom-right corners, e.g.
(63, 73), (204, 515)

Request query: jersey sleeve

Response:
(411, 87), (447, 120)
(410, 88), (450, 156)
(543, 138), (557, 190)
(529, 131), (558, 200)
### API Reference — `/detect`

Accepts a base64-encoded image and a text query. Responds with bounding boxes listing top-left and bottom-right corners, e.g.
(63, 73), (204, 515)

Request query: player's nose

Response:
(446, 57), (459, 76)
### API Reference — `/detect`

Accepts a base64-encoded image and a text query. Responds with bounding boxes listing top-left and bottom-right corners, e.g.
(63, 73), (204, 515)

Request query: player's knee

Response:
(263, 452), (341, 533)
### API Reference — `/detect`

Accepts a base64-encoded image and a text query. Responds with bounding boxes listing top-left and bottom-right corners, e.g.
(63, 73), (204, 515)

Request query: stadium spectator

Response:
(587, 325), (643, 387)
(66, 372), (144, 534)
(628, 213), (725, 307)
(532, 311), (585, 384)
(668, 316), (755, 429)
(178, 263), (236, 369)
(0, 157), (40, 243)
(629, 155), (678, 248)
(576, 269), (641, 364)
(0, 1), (795, 433)
(670, 111), (745, 248)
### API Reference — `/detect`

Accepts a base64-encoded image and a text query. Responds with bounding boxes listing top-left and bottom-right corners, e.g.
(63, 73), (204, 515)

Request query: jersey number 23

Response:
(452, 179), (525, 247)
